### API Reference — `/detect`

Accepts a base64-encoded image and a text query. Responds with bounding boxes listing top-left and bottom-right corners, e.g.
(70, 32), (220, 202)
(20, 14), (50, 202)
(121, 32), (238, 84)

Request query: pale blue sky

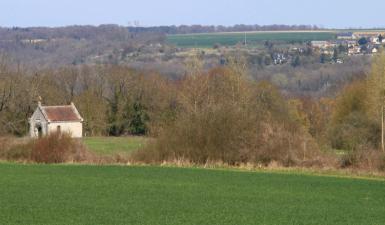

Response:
(0, 0), (384, 28)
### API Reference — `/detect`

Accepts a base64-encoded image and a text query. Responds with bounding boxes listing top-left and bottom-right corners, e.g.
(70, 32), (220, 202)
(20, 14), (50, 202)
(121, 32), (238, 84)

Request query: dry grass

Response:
(340, 148), (385, 171)
(0, 134), (135, 165)
(0, 136), (32, 161)
(2, 134), (385, 175)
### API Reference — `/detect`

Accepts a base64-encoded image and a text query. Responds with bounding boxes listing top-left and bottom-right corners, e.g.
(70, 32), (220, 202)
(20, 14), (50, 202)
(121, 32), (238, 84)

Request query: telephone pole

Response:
(244, 32), (247, 46)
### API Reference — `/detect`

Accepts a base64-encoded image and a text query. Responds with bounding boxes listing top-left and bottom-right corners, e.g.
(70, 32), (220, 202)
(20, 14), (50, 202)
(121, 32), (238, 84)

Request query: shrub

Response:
(340, 149), (385, 171)
(329, 112), (380, 151)
(328, 80), (381, 151)
(30, 132), (77, 163)
(0, 134), (116, 164)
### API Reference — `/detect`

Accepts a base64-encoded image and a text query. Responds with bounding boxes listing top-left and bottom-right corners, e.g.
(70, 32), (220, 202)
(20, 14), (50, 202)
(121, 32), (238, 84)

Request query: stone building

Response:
(29, 102), (83, 138)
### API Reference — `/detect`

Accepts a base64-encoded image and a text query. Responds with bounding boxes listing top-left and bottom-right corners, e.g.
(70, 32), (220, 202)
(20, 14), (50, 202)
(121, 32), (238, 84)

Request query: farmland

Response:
(83, 136), (147, 155)
(167, 31), (337, 48)
(1, 163), (385, 225)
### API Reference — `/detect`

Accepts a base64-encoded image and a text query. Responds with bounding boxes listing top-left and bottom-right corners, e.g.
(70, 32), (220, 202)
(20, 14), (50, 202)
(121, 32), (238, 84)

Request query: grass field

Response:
(1, 164), (384, 225)
(83, 136), (147, 155)
(167, 31), (337, 48)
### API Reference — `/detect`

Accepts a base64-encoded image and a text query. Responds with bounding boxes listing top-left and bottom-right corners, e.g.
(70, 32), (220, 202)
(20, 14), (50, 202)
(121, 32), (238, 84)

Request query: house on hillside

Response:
(29, 102), (83, 138)
(311, 41), (336, 49)
(311, 41), (329, 49)
(348, 45), (362, 55)
(337, 32), (355, 40)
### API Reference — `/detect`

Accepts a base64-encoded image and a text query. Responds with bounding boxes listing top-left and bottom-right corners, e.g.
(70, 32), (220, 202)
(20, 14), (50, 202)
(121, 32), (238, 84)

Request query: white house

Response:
(311, 41), (329, 49)
(337, 32), (355, 40)
(29, 102), (83, 138)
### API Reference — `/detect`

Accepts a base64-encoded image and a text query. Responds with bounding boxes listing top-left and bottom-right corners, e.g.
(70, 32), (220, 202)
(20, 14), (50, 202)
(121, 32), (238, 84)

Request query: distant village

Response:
(311, 31), (384, 58)
(270, 31), (385, 66)
(2, 28), (385, 68)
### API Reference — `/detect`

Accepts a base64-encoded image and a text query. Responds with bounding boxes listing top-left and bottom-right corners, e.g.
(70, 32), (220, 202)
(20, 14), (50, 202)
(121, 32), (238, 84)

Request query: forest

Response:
(1, 50), (385, 171)
(0, 25), (385, 172)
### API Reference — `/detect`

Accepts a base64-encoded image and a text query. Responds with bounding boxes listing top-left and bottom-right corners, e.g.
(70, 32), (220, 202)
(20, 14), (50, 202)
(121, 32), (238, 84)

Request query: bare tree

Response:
(367, 53), (385, 151)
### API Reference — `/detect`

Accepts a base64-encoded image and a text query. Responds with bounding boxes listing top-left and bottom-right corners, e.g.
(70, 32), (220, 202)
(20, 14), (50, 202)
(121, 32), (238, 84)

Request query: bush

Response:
(340, 149), (385, 171)
(329, 112), (380, 151)
(0, 134), (124, 164)
(328, 80), (381, 151)
(30, 132), (77, 163)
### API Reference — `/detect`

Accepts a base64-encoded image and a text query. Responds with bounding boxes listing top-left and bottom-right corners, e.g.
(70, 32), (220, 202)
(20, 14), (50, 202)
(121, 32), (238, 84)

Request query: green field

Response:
(83, 136), (147, 155)
(1, 164), (384, 225)
(167, 31), (337, 48)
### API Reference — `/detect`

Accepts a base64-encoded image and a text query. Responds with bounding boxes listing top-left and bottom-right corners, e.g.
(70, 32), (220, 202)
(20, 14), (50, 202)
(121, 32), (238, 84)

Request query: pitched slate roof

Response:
(39, 103), (83, 122)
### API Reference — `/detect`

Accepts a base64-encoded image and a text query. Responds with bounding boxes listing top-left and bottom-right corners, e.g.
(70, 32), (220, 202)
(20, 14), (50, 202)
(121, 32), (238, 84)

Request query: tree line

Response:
(1, 53), (385, 169)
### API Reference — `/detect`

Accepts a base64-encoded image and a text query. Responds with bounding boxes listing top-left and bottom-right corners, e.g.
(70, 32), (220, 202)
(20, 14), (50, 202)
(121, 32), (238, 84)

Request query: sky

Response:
(0, 0), (384, 28)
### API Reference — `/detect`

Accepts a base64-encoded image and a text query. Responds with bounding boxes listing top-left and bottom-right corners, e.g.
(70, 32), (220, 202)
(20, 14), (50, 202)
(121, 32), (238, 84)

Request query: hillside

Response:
(167, 31), (337, 48)
(0, 25), (165, 67)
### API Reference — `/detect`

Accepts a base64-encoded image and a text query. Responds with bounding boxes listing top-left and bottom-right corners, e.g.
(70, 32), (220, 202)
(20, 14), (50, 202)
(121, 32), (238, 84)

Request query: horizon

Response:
(1, 0), (385, 29)
(2, 24), (385, 30)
